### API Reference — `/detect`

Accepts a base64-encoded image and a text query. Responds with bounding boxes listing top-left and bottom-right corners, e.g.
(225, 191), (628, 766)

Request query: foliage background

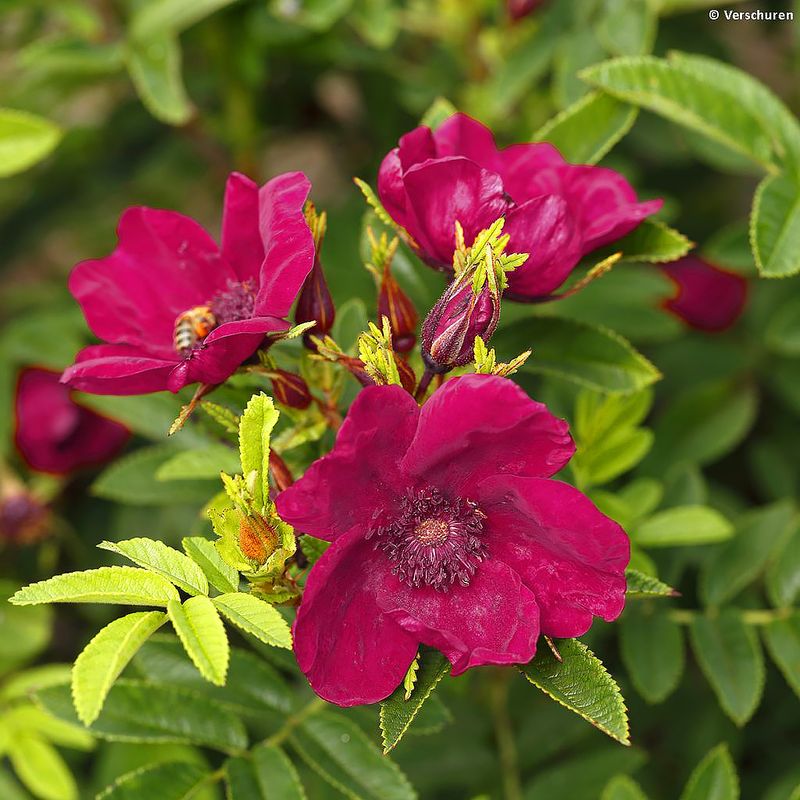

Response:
(1, 0), (800, 798)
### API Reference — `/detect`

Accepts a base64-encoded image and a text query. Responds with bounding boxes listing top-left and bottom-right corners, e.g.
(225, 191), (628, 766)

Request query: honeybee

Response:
(174, 306), (216, 353)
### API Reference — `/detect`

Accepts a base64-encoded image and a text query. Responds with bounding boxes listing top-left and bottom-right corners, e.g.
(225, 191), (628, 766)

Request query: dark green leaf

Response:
(679, 743), (739, 800)
(762, 614), (800, 699)
(130, 0), (241, 40)
(97, 760), (211, 800)
(766, 524), (800, 608)
(602, 774), (649, 800)
(751, 173), (800, 278)
(225, 744), (305, 799)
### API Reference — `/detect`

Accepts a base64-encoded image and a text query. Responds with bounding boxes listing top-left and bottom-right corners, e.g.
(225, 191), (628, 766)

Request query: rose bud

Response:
(269, 369), (313, 410)
(269, 450), (294, 493)
(508, 0), (547, 21)
(296, 205), (335, 349)
(0, 488), (51, 545)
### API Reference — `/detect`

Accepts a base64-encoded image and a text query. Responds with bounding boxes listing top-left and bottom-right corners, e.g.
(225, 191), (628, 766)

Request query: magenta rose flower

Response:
(378, 113), (662, 300)
(661, 255), (748, 332)
(276, 374), (629, 706)
(62, 172), (315, 395)
(14, 368), (129, 475)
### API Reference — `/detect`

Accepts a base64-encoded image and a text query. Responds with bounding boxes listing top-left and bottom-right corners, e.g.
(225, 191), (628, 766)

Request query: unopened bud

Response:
(238, 514), (279, 564)
(0, 491), (50, 544)
(394, 356), (417, 394)
(269, 369), (312, 410)
(296, 205), (335, 348)
(269, 450), (294, 493)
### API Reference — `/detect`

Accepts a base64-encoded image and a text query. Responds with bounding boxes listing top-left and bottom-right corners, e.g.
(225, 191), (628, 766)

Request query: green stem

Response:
(489, 669), (523, 800)
(668, 608), (793, 625)
(263, 697), (327, 747)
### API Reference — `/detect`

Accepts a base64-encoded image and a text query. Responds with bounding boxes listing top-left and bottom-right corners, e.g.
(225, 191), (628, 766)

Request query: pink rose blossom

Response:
(62, 172), (314, 395)
(277, 374), (629, 706)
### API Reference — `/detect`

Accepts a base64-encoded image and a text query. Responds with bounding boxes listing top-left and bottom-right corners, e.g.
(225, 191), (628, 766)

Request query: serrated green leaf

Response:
(72, 611), (167, 725)
(766, 525), (800, 607)
(238, 393), (279, 509)
(182, 537), (240, 594)
(494, 317), (660, 395)
(130, 0), (240, 40)
(609, 220), (693, 264)
(10, 567), (179, 607)
(380, 648), (450, 753)
(690, 611), (764, 726)
(598, 0), (656, 57)
(168, 597), (229, 686)
(37, 680), (247, 753)
(625, 569), (677, 597)
(762, 614), (800, 699)
(620, 604), (684, 703)
(0, 108), (62, 177)
(7, 733), (76, 800)
(577, 427), (654, 487)
(751, 173), (800, 278)
(290, 711), (415, 800)
(765, 295), (800, 356)
(679, 743), (739, 800)
(602, 774), (649, 800)
(212, 593), (292, 649)
(634, 505), (733, 548)
(99, 538), (208, 597)
(92, 445), (216, 505)
(134, 635), (291, 715)
(97, 760), (211, 800)
(581, 56), (776, 171)
(519, 638), (629, 745)
(226, 744), (305, 799)
(156, 444), (241, 481)
(126, 34), (192, 126)
(299, 535), (330, 566)
(535, 91), (637, 166)
(701, 501), (796, 606)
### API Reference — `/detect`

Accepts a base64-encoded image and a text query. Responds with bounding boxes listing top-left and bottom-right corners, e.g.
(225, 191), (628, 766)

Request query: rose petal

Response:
(293, 529), (419, 706)
(277, 385), (419, 541)
(377, 559), (539, 675)
(61, 345), (175, 395)
(497, 142), (566, 203)
(221, 172), (264, 284)
(433, 113), (502, 174)
(402, 374), (574, 496)
(255, 171), (315, 317)
(483, 476), (629, 638)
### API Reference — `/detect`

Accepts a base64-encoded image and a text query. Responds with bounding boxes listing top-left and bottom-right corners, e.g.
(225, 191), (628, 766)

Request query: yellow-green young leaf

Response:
(0, 108), (62, 177)
(679, 743), (739, 800)
(751, 173), (800, 278)
(607, 220), (692, 264)
(493, 317), (661, 395)
(690, 611), (765, 726)
(519, 638), (629, 745)
(130, 0), (241, 40)
(763, 614), (800, 699)
(182, 536), (240, 594)
(37, 680), (248, 753)
(535, 91), (637, 165)
(602, 774), (650, 800)
(168, 597), (229, 686)
(212, 593), (292, 649)
(97, 760), (211, 800)
(620, 604), (684, 704)
(99, 538), (208, 596)
(7, 733), (77, 800)
(10, 567), (179, 607)
(580, 56), (776, 171)
(126, 34), (192, 126)
(380, 648), (450, 753)
(634, 505), (733, 548)
(72, 611), (167, 725)
(0, 664), (73, 701)
(291, 711), (415, 800)
(1, 705), (94, 750)
(238, 393), (279, 508)
(701, 501), (796, 606)
(226, 744), (305, 800)
(625, 569), (677, 597)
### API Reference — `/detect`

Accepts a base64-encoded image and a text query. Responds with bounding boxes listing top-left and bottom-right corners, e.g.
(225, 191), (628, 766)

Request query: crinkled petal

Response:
(433, 113), (501, 174)
(255, 171), (315, 317)
(483, 476), (629, 638)
(503, 195), (584, 297)
(221, 172), (264, 284)
(277, 385), (419, 541)
(61, 345), (175, 395)
(661, 256), (748, 332)
(293, 529), (419, 706)
(377, 559), (539, 675)
(69, 208), (234, 359)
(165, 316), (287, 393)
(402, 157), (508, 268)
(402, 374), (574, 497)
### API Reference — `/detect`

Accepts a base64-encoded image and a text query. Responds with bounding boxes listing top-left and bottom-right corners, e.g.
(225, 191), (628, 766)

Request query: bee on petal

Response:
(174, 306), (217, 354)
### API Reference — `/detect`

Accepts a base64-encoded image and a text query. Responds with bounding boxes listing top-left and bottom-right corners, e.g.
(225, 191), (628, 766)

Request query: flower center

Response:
(210, 280), (256, 325)
(367, 487), (487, 592)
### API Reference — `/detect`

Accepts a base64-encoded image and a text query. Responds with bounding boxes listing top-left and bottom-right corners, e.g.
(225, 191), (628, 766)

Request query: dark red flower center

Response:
(367, 487), (488, 592)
